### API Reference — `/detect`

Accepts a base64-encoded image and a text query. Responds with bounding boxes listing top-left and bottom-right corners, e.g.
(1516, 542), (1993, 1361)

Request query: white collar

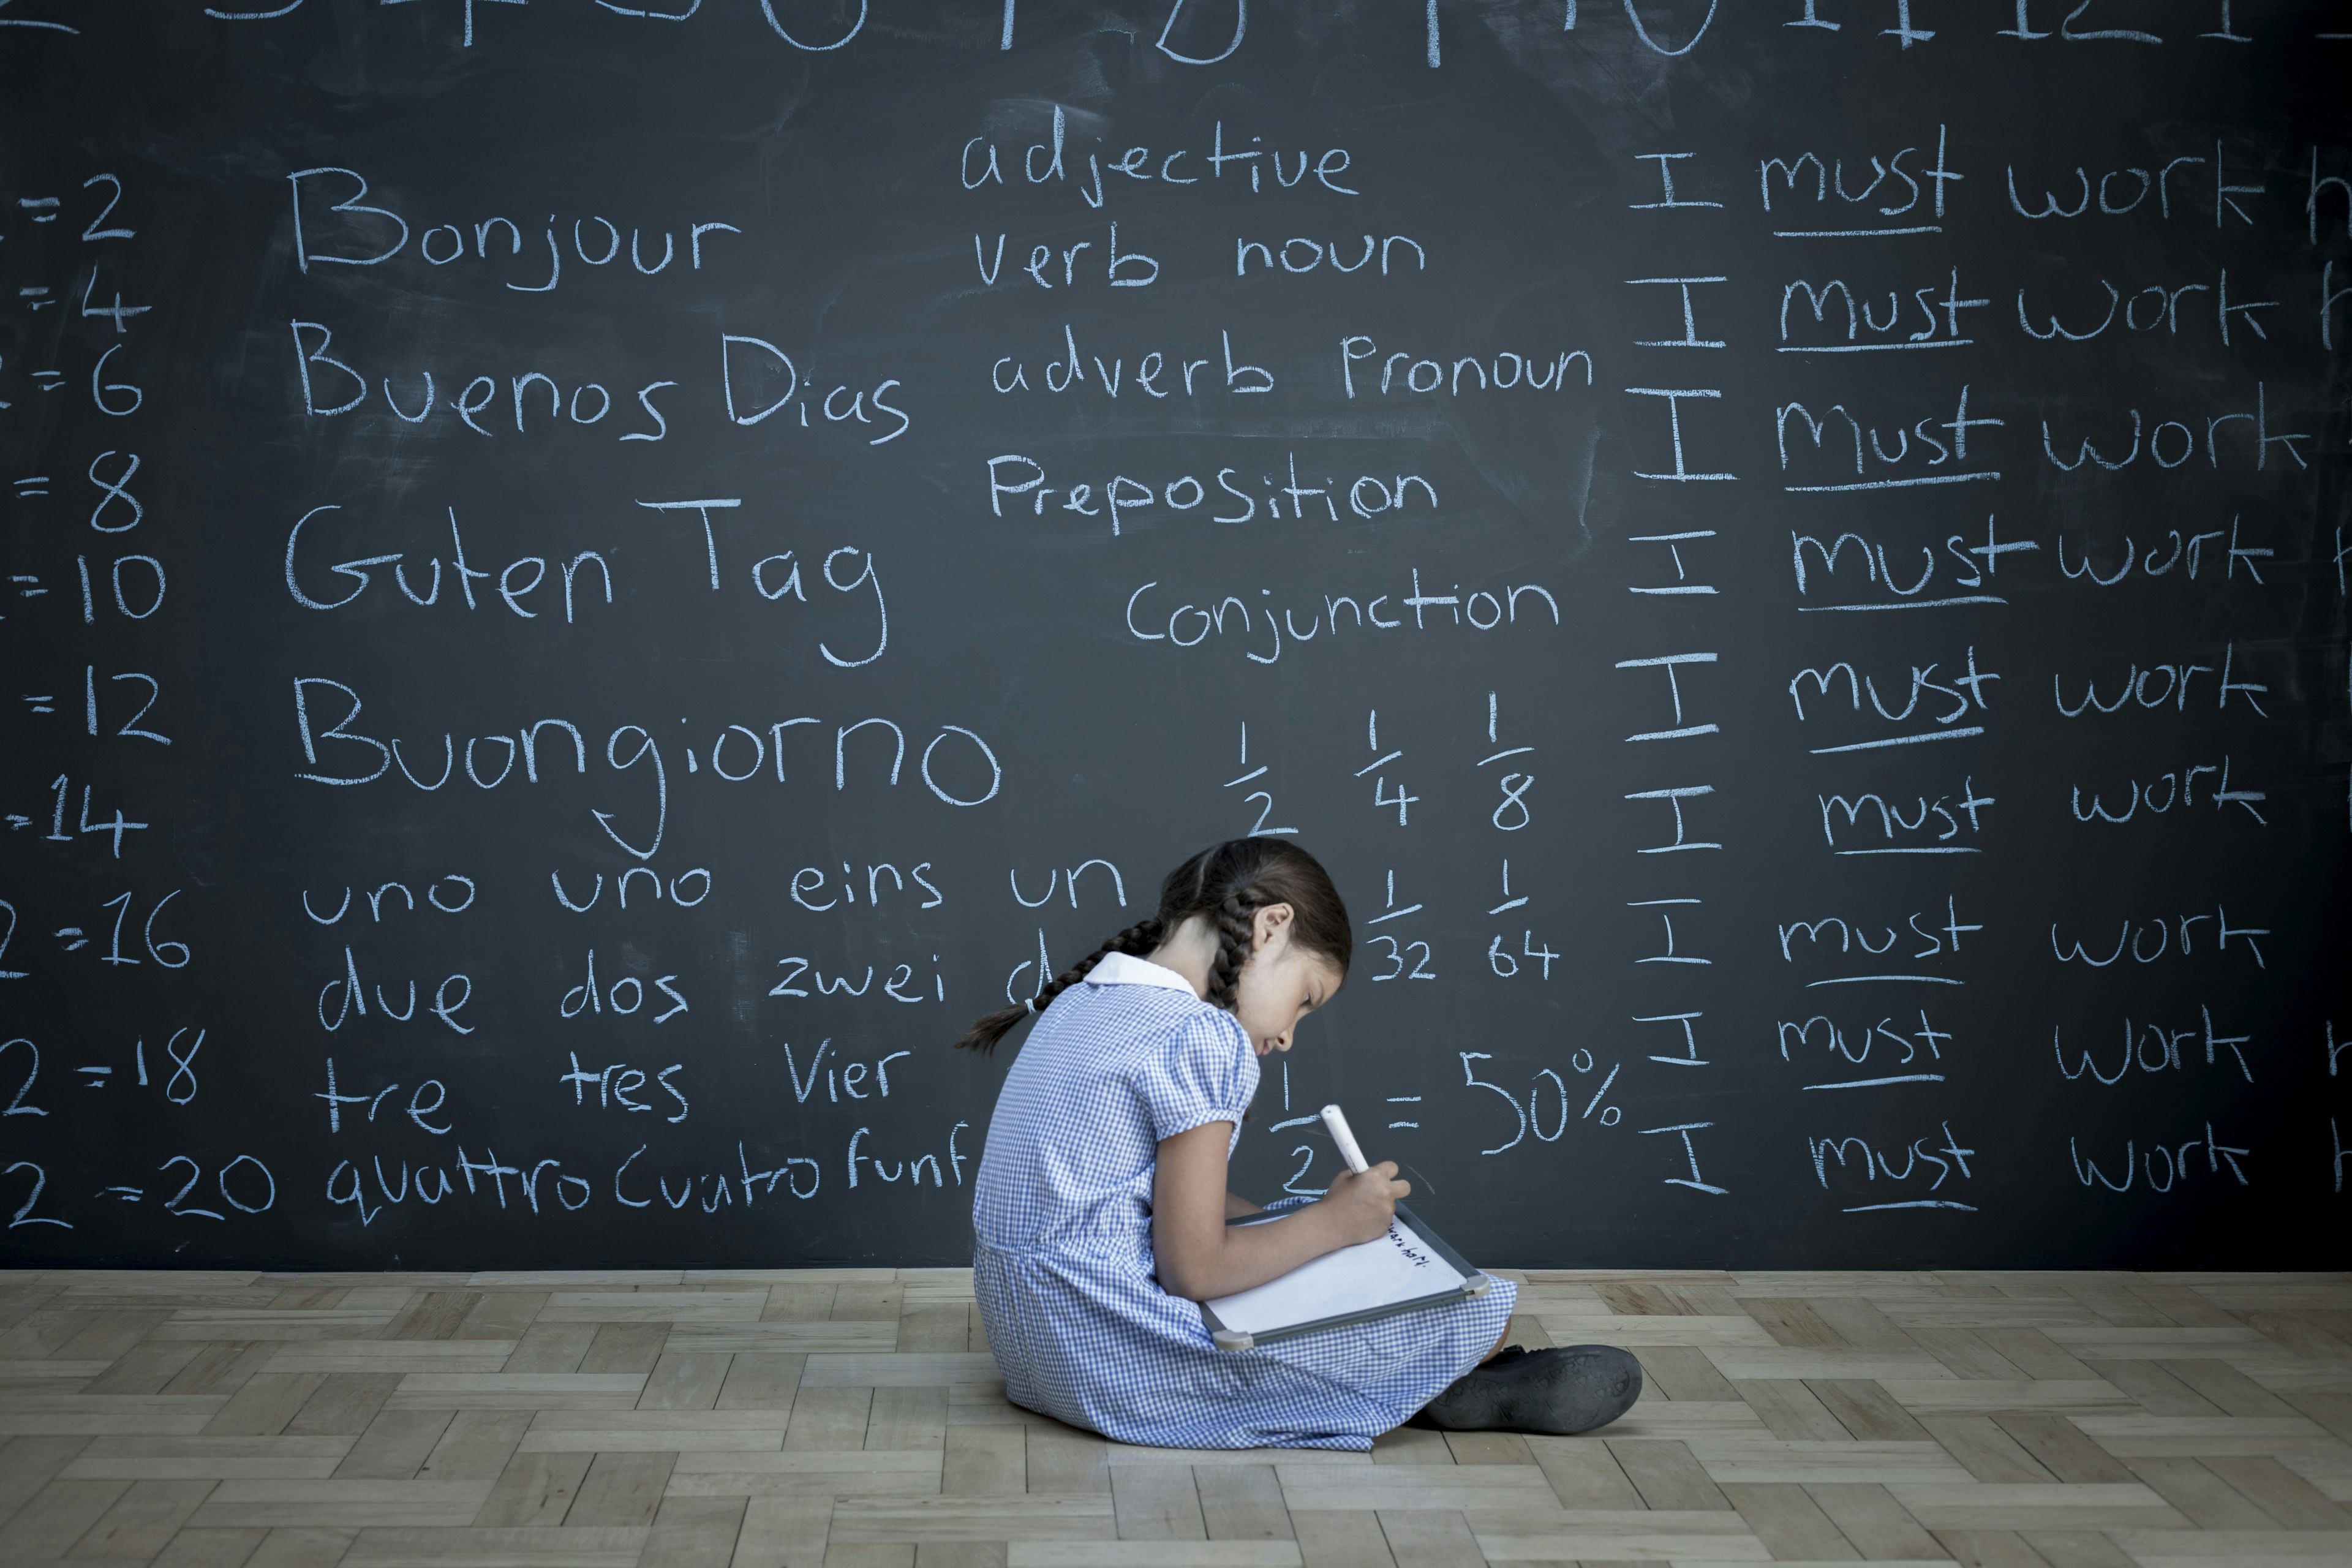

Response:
(1086, 951), (1203, 997)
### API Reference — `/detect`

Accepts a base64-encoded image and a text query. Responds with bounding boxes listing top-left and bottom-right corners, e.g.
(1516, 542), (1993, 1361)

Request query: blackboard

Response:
(3, 0), (2347, 1272)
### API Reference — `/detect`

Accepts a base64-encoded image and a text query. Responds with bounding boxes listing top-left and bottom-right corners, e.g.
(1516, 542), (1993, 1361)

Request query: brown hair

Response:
(951, 838), (1353, 1055)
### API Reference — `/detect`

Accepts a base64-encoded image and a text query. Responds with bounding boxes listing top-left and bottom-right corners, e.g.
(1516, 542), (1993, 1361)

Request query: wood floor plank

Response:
(581, 1323), (671, 1374)
(288, 1374), (403, 1438)
(2086, 1360), (2226, 1417)
(1468, 1505), (1772, 1561)
(241, 1525), (358, 1567)
(503, 1324), (595, 1374)
(1888, 1482), (2189, 1530)
(666, 1448), (940, 1498)
(545, 1293), (768, 1325)
(1720, 1479), (1861, 1559)
(1992, 1415), (2139, 1484)
(451, 1292), (548, 1343)
(786, 1388), (875, 1451)
(1709, 1348), (1954, 1382)
(1978, 1330), (2099, 1382)
(1523, 1436), (1642, 1509)
(206, 1375), (331, 1437)
(2201, 1455), (2352, 1529)
(2071, 1415), (2337, 1458)
(1917, 1415), (2062, 1483)
(1597, 1281), (1692, 1316)
(86, 1340), (206, 1396)
(896, 1308), (971, 1354)
(418, 1412), (532, 1480)
(1367, 1427), (1453, 1466)
(1637, 1344), (1741, 1401)
(761, 1287), (839, 1324)
(2280, 1392), (2352, 1444)
(1879, 1379), (2131, 1415)
(1024, 1427), (1111, 1495)
(339, 1524), (649, 1566)
(644, 1493), (747, 1566)
(1804, 1480), (1945, 1558)
(717, 1354), (807, 1414)
(334, 1411), (454, 1479)
(1, 1477), (132, 1557)
(0, 1434), (92, 1517)
(2158, 1361), (2300, 1419)
(61, 1308), (175, 1362)
(827, 1494), (1114, 1544)
(941, 1426), (1025, 1494)
(1811, 1297), (1923, 1351)
(1729, 1379), (1850, 1441)
(267, 1343), (512, 1378)
(385, 1292), (481, 1343)
(2015, 1528), (2137, 1568)
(1441, 1431), (1534, 1466)
(802, 1355), (998, 1389)
(187, 1479), (497, 1530)
(1112, 1463), (1206, 1539)
(386, 1374), (647, 1411)
(1276, 1462), (1555, 1514)
(568, 1449), (676, 1527)
(1196, 1463), (1291, 1540)
(71, 1477), (219, 1559)
(1911, 1327), (2032, 1381)
(471, 1450), (592, 1526)
(867, 1387), (949, 1452)
(1006, 1547), (1294, 1566)
(2239, 1313), (2352, 1360)
(1932, 1526), (2057, 1567)
(1683, 1436), (1973, 1486)
(2106, 1528), (2352, 1561)
(2122, 1456), (2278, 1529)
(148, 1525), (270, 1566)
(643, 1352), (734, 1412)
(1809, 1379), (1933, 1441)
(64, 1436), (357, 1482)
(1372, 1509), (1482, 1568)
(165, 1346), (278, 1400)
(2129, 1286), (2246, 1330)
(1289, 1510), (1395, 1568)
(733, 1496), (832, 1568)
(1603, 1439), (1729, 1509)
(1741, 1299), (1848, 1350)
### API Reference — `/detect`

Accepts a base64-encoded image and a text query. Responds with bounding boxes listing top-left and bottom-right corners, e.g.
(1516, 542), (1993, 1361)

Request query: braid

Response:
(951, 916), (1165, 1055)
(1205, 895), (1257, 1012)
(954, 837), (1353, 1058)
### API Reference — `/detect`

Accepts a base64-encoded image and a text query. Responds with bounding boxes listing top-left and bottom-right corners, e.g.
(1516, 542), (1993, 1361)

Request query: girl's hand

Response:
(1319, 1162), (1409, 1245)
(1153, 1129), (1408, 1302)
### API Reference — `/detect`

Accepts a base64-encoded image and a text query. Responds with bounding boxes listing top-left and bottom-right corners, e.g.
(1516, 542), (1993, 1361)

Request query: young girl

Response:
(957, 838), (1642, 1450)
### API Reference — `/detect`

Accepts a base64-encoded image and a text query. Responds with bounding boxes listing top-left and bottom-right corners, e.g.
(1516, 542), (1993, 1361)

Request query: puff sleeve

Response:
(1131, 1009), (1257, 1145)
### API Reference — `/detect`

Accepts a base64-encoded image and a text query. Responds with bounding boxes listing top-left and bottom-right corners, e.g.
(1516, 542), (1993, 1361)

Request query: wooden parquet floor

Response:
(1, 1269), (2348, 1567)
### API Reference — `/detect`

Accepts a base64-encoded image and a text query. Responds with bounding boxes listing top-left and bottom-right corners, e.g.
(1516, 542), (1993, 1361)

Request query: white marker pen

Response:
(1319, 1104), (1370, 1174)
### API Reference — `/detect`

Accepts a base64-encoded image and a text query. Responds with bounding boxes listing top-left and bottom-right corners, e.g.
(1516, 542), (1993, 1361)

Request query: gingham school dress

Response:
(971, 951), (1518, 1449)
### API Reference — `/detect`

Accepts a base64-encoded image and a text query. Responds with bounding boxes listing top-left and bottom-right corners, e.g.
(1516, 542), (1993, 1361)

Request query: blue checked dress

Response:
(971, 951), (1518, 1449)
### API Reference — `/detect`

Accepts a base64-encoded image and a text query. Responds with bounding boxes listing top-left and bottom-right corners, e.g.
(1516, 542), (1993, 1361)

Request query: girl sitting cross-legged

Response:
(956, 837), (1642, 1450)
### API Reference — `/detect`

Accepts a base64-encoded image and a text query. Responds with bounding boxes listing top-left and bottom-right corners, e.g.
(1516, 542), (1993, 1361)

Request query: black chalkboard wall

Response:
(2, 0), (2348, 1272)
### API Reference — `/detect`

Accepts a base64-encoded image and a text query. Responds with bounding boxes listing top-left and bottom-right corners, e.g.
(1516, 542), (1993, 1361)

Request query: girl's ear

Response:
(1252, 902), (1295, 953)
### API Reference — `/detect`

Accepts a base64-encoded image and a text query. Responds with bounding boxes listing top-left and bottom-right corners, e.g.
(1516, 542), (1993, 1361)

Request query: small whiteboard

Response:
(1200, 1203), (1489, 1351)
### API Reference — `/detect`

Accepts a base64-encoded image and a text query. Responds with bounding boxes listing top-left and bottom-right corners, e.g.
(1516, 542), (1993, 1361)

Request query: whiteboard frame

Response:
(1199, 1202), (1491, 1352)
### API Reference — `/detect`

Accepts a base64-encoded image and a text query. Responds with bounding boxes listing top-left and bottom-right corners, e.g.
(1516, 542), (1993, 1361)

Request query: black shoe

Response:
(1423, 1344), (1643, 1436)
